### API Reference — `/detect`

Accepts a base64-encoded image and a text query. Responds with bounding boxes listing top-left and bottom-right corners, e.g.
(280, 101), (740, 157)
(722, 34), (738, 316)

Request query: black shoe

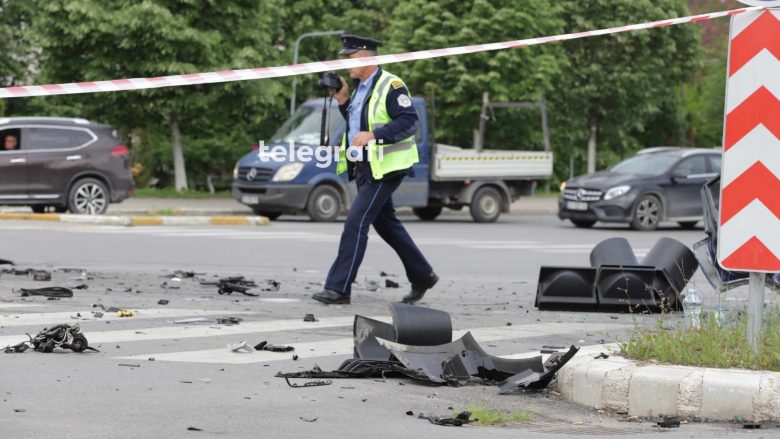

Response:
(401, 273), (439, 304)
(312, 289), (350, 305)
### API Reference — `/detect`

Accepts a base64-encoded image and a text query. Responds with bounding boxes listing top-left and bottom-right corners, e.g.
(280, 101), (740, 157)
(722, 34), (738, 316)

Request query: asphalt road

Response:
(0, 214), (772, 438)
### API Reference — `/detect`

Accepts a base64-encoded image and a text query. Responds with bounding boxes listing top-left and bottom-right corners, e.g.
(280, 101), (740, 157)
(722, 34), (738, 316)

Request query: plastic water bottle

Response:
(683, 288), (702, 329)
(713, 303), (728, 327)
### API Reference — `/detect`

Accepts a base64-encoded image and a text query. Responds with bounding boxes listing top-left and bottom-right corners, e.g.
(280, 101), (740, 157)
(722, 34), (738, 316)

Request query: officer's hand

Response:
(352, 131), (375, 147)
(331, 76), (350, 105)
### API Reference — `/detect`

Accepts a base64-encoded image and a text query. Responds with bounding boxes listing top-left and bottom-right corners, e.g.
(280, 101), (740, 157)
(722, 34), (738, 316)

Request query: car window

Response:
(707, 155), (722, 174)
(674, 156), (708, 176)
(23, 127), (93, 150)
(610, 153), (681, 176)
(0, 128), (22, 152)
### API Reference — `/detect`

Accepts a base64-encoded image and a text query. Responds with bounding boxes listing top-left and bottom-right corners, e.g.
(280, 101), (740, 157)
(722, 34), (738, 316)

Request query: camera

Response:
(317, 72), (343, 92)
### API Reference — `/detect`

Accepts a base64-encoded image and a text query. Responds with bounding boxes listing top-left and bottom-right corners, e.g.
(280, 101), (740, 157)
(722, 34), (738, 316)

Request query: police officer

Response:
(312, 35), (438, 305)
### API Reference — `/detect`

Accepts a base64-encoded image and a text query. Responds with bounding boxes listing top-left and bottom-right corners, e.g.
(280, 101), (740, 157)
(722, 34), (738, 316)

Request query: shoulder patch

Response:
(390, 80), (404, 90)
(397, 94), (412, 108)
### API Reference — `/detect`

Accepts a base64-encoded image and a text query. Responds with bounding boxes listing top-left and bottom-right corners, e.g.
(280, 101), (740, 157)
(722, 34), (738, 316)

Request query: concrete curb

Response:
(0, 213), (270, 226)
(555, 344), (780, 422)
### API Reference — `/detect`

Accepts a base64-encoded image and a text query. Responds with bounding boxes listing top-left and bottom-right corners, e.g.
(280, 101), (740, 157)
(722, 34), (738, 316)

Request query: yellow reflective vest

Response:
(336, 70), (419, 179)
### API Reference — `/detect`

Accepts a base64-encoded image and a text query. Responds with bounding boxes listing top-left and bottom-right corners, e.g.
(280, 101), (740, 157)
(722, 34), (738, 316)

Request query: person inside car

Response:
(4, 134), (19, 150)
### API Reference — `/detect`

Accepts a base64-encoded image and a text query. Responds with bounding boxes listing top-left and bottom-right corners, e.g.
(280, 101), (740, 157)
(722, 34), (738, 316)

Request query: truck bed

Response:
(431, 144), (553, 181)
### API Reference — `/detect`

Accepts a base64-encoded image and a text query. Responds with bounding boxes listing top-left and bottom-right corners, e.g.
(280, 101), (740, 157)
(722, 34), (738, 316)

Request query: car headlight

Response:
(272, 162), (304, 182)
(233, 165), (239, 180)
(560, 181), (566, 192)
(603, 185), (631, 200)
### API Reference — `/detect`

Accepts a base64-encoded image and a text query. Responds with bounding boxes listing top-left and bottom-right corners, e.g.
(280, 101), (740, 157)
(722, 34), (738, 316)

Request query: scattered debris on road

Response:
(299, 417), (319, 422)
(418, 411), (475, 427)
(657, 416), (680, 428)
(228, 341), (255, 353)
(118, 363), (141, 368)
(278, 304), (577, 393)
(18, 286), (73, 298)
(173, 317), (212, 324)
(254, 341), (294, 352)
(216, 317), (242, 325)
(4, 324), (98, 353)
(303, 313), (317, 322)
(158, 299), (169, 305)
(0, 258), (14, 266)
(743, 423), (761, 429)
(32, 270), (51, 281)
(117, 310), (135, 317)
(385, 279), (399, 288)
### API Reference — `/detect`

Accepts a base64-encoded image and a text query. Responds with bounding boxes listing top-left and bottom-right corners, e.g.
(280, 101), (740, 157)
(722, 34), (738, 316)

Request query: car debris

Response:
(165, 270), (203, 279)
(418, 411), (475, 427)
(385, 279), (399, 288)
(160, 281), (180, 290)
(5, 324), (99, 353)
(32, 270), (51, 281)
(186, 427), (203, 431)
(254, 341), (294, 352)
(18, 286), (74, 298)
(535, 237), (698, 313)
(216, 317), (242, 325)
(0, 258), (14, 266)
(656, 416), (680, 428)
(118, 363), (141, 368)
(202, 276), (259, 296)
(172, 317), (213, 325)
(303, 314), (317, 322)
(299, 417), (319, 422)
(228, 341), (255, 353)
(72, 284), (89, 290)
(117, 310), (135, 317)
(3, 341), (30, 353)
(278, 304), (577, 393)
(743, 423), (761, 429)
(158, 299), (169, 305)
(284, 378), (332, 388)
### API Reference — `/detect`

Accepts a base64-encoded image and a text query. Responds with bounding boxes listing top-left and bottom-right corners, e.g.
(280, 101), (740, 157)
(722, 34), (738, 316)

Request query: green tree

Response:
(551, 0), (701, 178)
(385, 0), (566, 149)
(0, 0), (39, 115)
(33, 0), (286, 191)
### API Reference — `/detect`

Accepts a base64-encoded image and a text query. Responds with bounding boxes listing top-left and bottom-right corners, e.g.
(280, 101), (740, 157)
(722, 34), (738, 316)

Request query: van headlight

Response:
(233, 165), (239, 180)
(272, 162), (304, 182)
(603, 185), (631, 200)
(560, 181), (566, 192)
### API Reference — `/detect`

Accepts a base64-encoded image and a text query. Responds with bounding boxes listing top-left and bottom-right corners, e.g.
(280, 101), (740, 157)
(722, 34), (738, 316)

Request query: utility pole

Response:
(290, 30), (345, 117)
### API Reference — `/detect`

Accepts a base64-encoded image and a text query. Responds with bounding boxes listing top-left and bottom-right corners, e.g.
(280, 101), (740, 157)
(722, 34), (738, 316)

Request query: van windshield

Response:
(270, 103), (343, 146)
(611, 153), (681, 176)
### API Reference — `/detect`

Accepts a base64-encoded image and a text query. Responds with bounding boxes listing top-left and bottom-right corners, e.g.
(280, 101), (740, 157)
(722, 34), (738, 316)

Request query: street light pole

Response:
(290, 30), (344, 117)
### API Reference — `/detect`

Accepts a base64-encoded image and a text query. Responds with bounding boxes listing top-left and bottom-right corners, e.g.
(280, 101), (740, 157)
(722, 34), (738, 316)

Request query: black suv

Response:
(558, 147), (721, 230)
(0, 117), (133, 215)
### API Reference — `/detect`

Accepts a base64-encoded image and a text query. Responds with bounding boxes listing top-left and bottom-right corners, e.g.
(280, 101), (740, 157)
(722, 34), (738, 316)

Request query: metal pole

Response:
(747, 272), (765, 353)
(290, 30), (344, 117)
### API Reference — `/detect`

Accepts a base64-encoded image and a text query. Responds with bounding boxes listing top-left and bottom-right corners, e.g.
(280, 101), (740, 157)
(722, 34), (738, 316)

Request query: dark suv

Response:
(558, 147), (721, 230)
(0, 117), (133, 215)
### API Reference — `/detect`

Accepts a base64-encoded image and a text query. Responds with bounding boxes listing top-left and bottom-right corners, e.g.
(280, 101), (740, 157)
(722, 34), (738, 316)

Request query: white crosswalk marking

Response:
(1, 304), (628, 364)
(117, 322), (627, 364)
(0, 308), (253, 328)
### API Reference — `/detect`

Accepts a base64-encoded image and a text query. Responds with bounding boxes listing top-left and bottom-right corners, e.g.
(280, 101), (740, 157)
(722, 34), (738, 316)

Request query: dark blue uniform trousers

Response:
(325, 164), (433, 296)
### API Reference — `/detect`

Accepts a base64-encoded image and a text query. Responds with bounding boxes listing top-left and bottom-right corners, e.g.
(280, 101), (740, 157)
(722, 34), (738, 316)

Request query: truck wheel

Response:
(470, 187), (502, 223)
(413, 206), (442, 221)
(630, 195), (662, 231)
(68, 178), (109, 215)
(571, 219), (596, 228)
(252, 208), (282, 220)
(307, 185), (341, 222)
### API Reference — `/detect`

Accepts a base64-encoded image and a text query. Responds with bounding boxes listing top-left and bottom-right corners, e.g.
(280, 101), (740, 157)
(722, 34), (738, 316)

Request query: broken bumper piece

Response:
(279, 304), (577, 393)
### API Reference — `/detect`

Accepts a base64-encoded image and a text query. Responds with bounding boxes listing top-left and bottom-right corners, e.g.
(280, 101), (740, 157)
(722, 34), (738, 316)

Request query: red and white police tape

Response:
(0, 5), (764, 99)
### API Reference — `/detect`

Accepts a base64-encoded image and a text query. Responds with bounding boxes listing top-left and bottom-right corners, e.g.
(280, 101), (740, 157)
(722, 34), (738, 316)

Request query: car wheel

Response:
(678, 221), (698, 229)
(470, 187), (502, 223)
(413, 206), (442, 221)
(307, 185), (341, 222)
(631, 195), (662, 231)
(571, 219), (596, 228)
(31, 205), (47, 214)
(68, 178), (109, 215)
(252, 209), (282, 220)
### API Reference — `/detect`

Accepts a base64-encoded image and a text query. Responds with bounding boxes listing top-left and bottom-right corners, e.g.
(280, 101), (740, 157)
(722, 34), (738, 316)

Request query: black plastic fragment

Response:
(254, 341), (294, 352)
(303, 314), (317, 322)
(385, 279), (399, 288)
(216, 317), (242, 325)
(0, 258), (14, 266)
(158, 299), (169, 305)
(32, 270), (51, 281)
(657, 416), (680, 428)
(419, 411), (474, 427)
(284, 377), (332, 388)
(19, 287), (73, 298)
